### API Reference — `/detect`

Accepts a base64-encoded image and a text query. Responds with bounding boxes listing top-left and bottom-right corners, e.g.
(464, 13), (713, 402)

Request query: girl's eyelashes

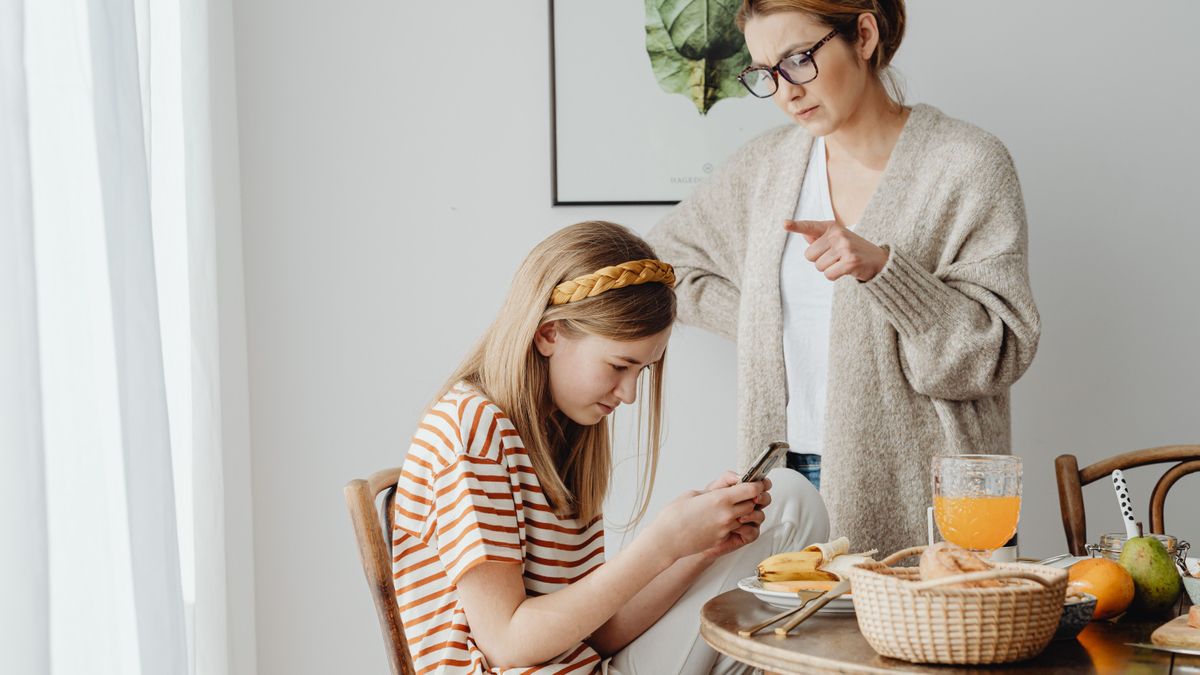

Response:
(611, 363), (653, 374)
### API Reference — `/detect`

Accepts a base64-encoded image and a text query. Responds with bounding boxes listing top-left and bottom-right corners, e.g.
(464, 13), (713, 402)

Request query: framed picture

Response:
(550, 0), (784, 205)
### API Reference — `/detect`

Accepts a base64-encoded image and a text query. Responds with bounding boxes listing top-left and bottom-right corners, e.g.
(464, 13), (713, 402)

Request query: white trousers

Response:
(603, 468), (830, 675)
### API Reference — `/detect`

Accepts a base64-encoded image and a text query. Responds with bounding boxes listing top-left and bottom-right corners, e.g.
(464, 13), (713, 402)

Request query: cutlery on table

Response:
(738, 589), (823, 637)
(774, 578), (851, 636)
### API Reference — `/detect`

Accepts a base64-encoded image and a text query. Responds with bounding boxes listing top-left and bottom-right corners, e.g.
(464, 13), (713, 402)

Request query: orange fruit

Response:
(1067, 558), (1135, 620)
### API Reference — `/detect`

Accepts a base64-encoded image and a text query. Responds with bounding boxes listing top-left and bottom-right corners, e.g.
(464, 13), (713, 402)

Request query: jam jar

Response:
(1086, 532), (1191, 570)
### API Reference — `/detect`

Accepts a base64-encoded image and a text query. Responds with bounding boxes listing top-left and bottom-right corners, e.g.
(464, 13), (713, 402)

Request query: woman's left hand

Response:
(785, 219), (890, 282)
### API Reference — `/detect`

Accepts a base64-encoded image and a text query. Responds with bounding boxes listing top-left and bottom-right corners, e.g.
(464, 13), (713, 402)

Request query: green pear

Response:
(1118, 536), (1182, 616)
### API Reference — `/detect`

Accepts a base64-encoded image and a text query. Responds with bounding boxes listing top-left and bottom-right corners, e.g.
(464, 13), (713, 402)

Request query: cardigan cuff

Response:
(860, 245), (958, 338)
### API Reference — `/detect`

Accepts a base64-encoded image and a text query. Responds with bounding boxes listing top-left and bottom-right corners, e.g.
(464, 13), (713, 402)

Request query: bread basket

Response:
(848, 545), (1068, 665)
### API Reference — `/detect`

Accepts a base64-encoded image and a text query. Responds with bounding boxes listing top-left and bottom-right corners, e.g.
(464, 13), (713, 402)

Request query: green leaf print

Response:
(645, 0), (751, 115)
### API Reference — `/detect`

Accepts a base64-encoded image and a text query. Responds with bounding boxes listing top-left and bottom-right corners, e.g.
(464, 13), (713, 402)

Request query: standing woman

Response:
(649, 0), (1039, 557)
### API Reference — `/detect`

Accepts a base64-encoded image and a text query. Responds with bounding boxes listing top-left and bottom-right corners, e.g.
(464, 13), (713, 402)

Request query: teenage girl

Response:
(391, 221), (828, 674)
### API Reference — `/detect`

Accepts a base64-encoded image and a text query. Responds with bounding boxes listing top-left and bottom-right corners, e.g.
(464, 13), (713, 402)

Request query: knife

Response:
(1126, 642), (1200, 657)
(774, 577), (851, 636)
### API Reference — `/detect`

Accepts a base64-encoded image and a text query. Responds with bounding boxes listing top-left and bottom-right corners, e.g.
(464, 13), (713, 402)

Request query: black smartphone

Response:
(740, 441), (790, 483)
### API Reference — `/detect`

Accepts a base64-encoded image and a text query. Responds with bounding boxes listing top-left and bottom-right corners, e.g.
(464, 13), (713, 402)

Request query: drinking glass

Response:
(932, 454), (1022, 557)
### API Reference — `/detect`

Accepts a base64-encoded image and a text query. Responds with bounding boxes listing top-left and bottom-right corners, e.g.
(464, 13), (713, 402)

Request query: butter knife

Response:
(1126, 642), (1200, 657)
(738, 589), (823, 637)
(774, 578), (851, 636)
(1033, 553), (1072, 566)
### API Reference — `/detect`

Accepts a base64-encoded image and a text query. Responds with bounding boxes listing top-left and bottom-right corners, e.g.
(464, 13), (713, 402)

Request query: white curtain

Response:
(1, 0), (232, 673)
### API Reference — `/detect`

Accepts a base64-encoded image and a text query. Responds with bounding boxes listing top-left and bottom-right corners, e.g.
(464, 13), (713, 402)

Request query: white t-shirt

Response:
(780, 136), (856, 456)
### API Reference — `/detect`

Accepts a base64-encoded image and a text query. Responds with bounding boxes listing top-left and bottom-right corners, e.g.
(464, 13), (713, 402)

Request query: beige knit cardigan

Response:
(648, 104), (1040, 557)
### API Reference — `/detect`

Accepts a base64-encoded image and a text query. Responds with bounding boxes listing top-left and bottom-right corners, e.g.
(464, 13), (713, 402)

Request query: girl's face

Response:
(743, 11), (877, 136)
(534, 324), (671, 426)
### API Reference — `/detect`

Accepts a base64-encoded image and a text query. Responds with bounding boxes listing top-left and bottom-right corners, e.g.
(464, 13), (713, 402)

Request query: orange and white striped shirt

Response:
(392, 384), (606, 674)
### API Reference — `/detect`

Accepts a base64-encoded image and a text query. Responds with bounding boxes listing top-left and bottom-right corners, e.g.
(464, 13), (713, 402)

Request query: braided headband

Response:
(549, 259), (676, 306)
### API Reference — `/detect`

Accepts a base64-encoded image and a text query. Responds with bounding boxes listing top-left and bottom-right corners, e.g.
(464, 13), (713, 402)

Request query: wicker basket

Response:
(849, 546), (1068, 665)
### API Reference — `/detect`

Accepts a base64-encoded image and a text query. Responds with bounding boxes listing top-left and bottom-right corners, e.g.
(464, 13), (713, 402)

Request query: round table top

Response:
(700, 588), (1198, 674)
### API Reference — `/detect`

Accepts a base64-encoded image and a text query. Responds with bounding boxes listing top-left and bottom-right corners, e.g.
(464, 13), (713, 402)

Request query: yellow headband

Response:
(550, 259), (676, 306)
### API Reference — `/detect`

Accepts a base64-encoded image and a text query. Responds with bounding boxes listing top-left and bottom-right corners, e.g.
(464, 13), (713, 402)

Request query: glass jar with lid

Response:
(1086, 532), (1191, 570)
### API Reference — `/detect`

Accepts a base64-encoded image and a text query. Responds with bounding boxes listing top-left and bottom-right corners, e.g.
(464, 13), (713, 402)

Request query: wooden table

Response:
(700, 589), (1200, 674)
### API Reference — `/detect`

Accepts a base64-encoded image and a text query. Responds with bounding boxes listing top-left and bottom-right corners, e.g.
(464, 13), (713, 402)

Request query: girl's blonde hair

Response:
(439, 221), (675, 524)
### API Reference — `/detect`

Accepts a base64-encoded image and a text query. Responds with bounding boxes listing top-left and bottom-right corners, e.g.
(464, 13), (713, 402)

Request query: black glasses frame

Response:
(737, 29), (839, 98)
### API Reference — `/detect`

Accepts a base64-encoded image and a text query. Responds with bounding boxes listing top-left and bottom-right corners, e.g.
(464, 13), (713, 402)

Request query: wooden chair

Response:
(1055, 445), (1200, 555)
(345, 467), (416, 675)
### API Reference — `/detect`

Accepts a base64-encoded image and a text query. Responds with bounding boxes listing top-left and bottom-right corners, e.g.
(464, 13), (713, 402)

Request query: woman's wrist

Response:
(860, 243), (891, 282)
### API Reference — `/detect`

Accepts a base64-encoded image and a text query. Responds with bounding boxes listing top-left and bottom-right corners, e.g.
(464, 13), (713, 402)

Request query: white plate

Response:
(736, 576), (855, 614)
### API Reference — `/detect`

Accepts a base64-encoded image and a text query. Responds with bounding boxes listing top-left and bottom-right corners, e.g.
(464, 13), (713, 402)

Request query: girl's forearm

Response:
(586, 551), (717, 655)
(489, 535), (678, 667)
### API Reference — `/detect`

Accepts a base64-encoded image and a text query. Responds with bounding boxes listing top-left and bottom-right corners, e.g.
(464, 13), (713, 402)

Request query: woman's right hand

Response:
(645, 479), (768, 562)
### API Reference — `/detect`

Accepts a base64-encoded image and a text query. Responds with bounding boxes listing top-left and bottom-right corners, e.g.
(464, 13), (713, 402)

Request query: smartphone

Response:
(740, 441), (790, 483)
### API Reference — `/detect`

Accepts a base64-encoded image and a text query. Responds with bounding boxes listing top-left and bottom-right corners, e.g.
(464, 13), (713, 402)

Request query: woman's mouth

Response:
(597, 403), (615, 415)
(794, 105), (819, 119)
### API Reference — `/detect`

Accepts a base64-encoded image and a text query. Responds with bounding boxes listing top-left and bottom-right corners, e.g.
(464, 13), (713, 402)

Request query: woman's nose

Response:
(775, 76), (804, 102)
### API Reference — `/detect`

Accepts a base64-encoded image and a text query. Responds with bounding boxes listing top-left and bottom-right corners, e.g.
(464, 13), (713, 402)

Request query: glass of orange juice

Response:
(932, 454), (1022, 556)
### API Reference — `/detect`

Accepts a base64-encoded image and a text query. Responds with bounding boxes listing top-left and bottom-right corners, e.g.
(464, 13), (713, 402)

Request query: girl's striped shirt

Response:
(391, 384), (606, 674)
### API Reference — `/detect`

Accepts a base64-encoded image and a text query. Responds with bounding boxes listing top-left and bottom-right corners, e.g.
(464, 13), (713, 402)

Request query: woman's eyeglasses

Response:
(737, 29), (838, 98)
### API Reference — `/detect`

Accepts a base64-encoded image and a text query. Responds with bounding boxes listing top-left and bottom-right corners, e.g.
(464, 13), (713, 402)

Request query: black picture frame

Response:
(548, 0), (779, 206)
(549, 1), (675, 207)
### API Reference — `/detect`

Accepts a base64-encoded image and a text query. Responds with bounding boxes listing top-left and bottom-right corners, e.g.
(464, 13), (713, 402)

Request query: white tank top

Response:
(779, 136), (856, 456)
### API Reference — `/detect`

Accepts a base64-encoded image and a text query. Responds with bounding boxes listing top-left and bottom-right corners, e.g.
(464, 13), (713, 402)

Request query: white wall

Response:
(230, 2), (1200, 673)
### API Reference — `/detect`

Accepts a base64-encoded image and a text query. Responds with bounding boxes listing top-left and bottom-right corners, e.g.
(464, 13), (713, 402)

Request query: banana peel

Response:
(803, 536), (850, 561)
(819, 552), (877, 580)
(756, 536), (875, 583)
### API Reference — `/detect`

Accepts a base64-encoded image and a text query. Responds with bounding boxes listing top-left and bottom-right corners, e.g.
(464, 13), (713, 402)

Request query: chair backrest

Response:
(1054, 445), (1200, 555)
(345, 467), (416, 675)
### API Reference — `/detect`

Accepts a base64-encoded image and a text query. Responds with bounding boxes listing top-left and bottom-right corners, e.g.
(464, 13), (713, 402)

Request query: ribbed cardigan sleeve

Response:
(861, 139), (1040, 401)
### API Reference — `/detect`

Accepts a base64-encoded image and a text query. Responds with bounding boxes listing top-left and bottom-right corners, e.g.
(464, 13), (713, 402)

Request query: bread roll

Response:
(918, 541), (1000, 588)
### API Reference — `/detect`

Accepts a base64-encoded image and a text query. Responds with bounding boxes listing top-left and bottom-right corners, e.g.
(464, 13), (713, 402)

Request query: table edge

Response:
(699, 616), (893, 674)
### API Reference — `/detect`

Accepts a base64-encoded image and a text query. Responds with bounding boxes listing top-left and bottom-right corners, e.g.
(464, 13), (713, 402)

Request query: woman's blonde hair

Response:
(737, 0), (907, 104)
(438, 221), (675, 524)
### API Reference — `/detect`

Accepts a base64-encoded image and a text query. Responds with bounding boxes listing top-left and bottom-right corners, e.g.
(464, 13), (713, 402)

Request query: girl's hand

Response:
(647, 478), (770, 562)
(785, 219), (889, 282)
(703, 471), (742, 492)
(699, 473), (772, 559)
(703, 471), (773, 511)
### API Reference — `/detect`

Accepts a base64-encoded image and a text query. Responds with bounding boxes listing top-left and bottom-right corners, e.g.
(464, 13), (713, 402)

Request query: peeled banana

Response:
(761, 579), (840, 593)
(756, 550), (839, 582)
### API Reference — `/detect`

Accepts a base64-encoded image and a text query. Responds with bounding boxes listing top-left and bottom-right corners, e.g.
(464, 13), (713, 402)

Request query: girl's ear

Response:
(533, 321), (558, 357)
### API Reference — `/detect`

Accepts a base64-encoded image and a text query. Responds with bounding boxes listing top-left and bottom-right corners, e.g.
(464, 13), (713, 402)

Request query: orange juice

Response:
(933, 495), (1020, 551)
